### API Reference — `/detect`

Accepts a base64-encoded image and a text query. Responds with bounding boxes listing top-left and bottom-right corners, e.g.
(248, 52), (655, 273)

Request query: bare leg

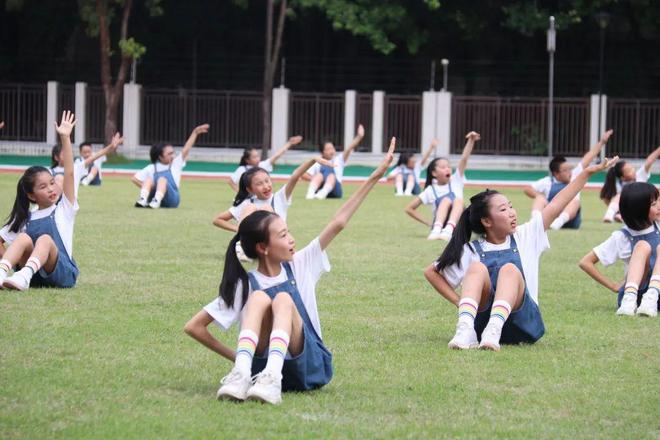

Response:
(404, 173), (415, 195)
(1, 233), (35, 268)
(446, 198), (464, 227)
(306, 173), (324, 199)
(460, 261), (492, 309)
(448, 261), (491, 349)
(156, 176), (169, 196)
(604, 193), (620, 222)
(394, 174), (404, 195)
(493, 263), (526, 310)
(618, 241), (651, 316)
(315, 174), (336, 199)
(270, 292), (304, 356)
(433, 197), (453, 228)
(30, 235), (59, 274)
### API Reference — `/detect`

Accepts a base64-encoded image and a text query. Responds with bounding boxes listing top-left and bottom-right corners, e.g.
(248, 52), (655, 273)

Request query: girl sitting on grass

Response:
(424, 156), (617, 351)
(0, 111), (80, 290)
(185, 138), (396, 404)
(77, 133), (123, 186)
(387, 138), (437, 196)
(580, 182), (660, 317)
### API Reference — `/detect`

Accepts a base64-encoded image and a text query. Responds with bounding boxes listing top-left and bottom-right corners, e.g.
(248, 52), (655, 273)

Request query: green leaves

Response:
(119, 37), (147, 59)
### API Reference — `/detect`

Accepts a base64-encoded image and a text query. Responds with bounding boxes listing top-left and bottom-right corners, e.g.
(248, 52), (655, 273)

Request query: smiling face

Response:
(432, 159), (452, 184)
(247, 149), (261, 167)
(28, 171), (61, 208)
(159, 145), (175, 165)
(247, 170), (273, 200)
(321, 142), (336, 160)
(261, 216), (296, 262)
(482, 193), (518, 238)
(552, 162), (573, 184)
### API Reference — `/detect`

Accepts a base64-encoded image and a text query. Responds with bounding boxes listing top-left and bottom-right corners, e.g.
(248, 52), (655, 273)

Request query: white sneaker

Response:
(216, 367), (252, 401)
(246, 370), (283, 405)
(314, 189), (329, 200)
(636, 290), (658, 317)
(438, 227), (453, 241)
(549, 218), (564, 230)
(616, 294), (637, 316)
(134, 198), (148, 208)
(427, 227), (443, 240)
(235, 241), (253, 263)
(395, 191), (404, 197)
(2, 269), (31, 291)
(0, 271), (7, 289)
(478, 322), (502, 351)
(305, 188), (317, 200)
(148, 198), (161, 209)
(448, 321), (478, 349)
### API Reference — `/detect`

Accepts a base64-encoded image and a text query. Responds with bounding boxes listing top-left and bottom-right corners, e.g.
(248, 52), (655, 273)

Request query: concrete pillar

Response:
(46, 81), (59, 144)
(74, 82), (87, 145)
(271, 87), (290, 153)
(122, 83), (141, 155)
(421, 91), (438, 153)
(435, 91), (452, 157)
(590, 94), (608, 159)
(371, 91), (385, 154)
(343, 90), (357, 148)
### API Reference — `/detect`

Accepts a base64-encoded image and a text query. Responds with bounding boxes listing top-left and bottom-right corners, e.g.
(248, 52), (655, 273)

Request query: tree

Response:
(79, 0), (163, 143)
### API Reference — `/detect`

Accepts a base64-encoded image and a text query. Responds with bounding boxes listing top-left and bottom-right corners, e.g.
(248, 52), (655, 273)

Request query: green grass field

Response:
(0, 173), (657, 439)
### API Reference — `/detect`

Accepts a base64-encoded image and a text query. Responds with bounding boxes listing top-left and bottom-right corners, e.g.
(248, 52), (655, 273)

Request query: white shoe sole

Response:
(246, 390), (282, 405)
(636, 308), (657, 318)
(2, 279), (28, 291)
(216, 389), (247, 402)
(616, 308), (636, 316)
(478, 341), (500, 351)
(448, 341), (478, 350)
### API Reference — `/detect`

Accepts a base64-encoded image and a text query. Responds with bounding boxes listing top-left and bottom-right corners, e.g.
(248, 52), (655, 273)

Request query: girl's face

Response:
(159, 145), (175, 165)
(406, 156), (417, 169)
(248, 171), (273, 200)
(432, 159), (452, 184)
(80, 145), (93, 160)
(649, 198), (660, 222)
(322, 142), (336, 160)
(247, 149), (261, 166)
(263, 217), (296, 262)
(621, 163), (636, 181)
(29, 171), (60, 208)
(483, 194), (518, 237)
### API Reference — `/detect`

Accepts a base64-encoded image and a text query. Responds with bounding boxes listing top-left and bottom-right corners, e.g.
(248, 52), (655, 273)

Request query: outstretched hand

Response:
(288, 135), (303, 145)
(356, 124), (365, 138)
(431, 138), (439, 147)
(110, 132), (124, 150)
(193, 124), (210, 135)
(55, 111), (76, 137)
(465, 131), (481, 141)
(587, 156), (619, 174)
(600, 129), (613, 143)
(373, 137), (396, 178)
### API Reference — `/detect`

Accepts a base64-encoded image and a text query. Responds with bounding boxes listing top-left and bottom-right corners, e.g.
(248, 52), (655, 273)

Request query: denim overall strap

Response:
(547, 177), (567, 202)
(25, 211), (77, 268)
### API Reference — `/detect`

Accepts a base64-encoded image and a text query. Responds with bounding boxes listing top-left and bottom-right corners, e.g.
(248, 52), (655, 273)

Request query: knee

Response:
(498, 263), (522, 279)
(271, 292), (294, 311)
(157, 177), (168, 185)
(34, 234), (54, 246)
(633, 240), (652, 256)
(15, 232), (32, 243)
(466, 261), (489, 277)
(245, 290), (272, 309)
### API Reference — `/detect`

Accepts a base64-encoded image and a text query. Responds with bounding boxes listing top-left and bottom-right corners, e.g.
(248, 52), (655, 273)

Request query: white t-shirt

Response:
(593, 221), (660, 274)
(133, 153), (186, 187)
(204, 237), (331, 338)
(228, 187), (292, 221)
(0, 195), (79, 258)
(616, 166), (651, 193)
(388, 163), (422, 183)
(418, 169), (465, 205)
(230, 159), (273, 185)
(307, 155), (345, 183)
(438, 211), (550, 304)
(531, 163), (583, 200)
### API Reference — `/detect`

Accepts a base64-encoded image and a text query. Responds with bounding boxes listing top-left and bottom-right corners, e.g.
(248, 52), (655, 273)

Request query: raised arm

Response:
(580, 129), (613, 169)
(83, 132), (123, 167)
(54, 111), (76, 204)
(644, 146), (660, 174)
(542, 156), (619, 229)
(420, 138), (438, 167)
(181, 124), (210, 161)
(320, 137), (395, 250)
(342, 124), (365, 163)
(578, 251), (620, 293)
(284, 156), (334, 199)
(457, 131), (480, 176)
(269, 135), (302, 166)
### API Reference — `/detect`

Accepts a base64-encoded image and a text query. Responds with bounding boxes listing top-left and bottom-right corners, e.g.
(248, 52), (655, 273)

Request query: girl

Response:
(579, 182), (660, 317)
(132, 124), (209, 209)
(524, 129), (612, 230)
(228, 136), (303, 192)
(185, 138), (396, 404)
(77, 133), (123, 186)
(424, 156), (617, 351)
(388, 138), (437, 196)
(0, 111), (80, 291)
(304, 124), (365, 199)
(405, 131), (479, 241)
(50, 143), (92, 192)
(601, 146), (660, 222)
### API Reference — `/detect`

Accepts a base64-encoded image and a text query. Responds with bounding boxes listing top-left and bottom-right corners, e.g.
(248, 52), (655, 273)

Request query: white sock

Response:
(622, 282), (639, 301)
(458, 297), (479, 326)
(604, 201), (618, 220)
(403, 182), (413, 195)
(0, 259), (10, 277)
(550, 212), (570, 230)
(264, 329), (290, 375)
(24, 256), (42, 277)
(442, 221), (456, 233)
(235, 329), (259, 377)
(306, 185), (317, 199)
(154, 191), (164, 203)
(395, 180), (404, 195)
(487, 299), (512, 332)
(139, 189), (149, 200)
(316, 187), (329, 199)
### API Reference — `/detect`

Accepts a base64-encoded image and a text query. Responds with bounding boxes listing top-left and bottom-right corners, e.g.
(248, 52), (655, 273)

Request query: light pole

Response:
(595, 12), (610, 160)
(441, 59), (449, 92)
(547, 16), (556, 159)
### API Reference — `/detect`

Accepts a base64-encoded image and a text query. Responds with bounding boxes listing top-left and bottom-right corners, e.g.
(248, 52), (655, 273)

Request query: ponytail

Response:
(5, 166), (50, 233)
(232, 167), (268, 207)
(600, 161), (625, 202)
(219, 234), (249, 309)
(435, 189), (499, 271)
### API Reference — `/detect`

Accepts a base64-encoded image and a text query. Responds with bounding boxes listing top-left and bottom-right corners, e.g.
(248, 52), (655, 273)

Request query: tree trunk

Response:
(261, 0), (286, 158)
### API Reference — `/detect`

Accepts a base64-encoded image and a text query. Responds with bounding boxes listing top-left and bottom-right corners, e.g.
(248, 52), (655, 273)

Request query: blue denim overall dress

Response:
(25, 210), (79, 288)
(247, 262), (333, 391)
(320, 164), (343, 198)
(150, 163), (180, 207)
(471, 236), (545, 344)
(397, 166), (421, 195)
(431, 183), (455, 229)
(617, 223), (660, 307)
(547, 178), (581, 229)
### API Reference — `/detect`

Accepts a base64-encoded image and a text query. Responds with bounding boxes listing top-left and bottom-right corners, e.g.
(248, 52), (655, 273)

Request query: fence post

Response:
(344, 90), (356, 148)
(74, 82), (87, 145)
(435, 91), (452, 156)
(123, 83), (141, 156)
(421, 91), (438, 153)
(46, 81), (59, 145)
(372, 91), (385, 154)
(590, 94), (608, 156)
(271, 87), (290, 153)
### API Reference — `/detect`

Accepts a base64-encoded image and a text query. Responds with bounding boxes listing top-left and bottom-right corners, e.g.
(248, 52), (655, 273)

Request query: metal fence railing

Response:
(0, 83), (47, 141)
(451, 96), (590, 156)
(289, 92), (344, 151)
(607, 99), (660, 158)
(384, 94), (422, 153)
(141, 88), (262, 148)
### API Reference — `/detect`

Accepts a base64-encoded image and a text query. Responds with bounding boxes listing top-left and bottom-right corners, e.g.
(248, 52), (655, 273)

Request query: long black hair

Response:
(600, 161), (626, 202)
(149, 143), (168, 163)
(435, 189), (500, 271)
(50, 144), (62, 168)
(219, 210), (279, 308)
(424, 157), (448, 188)
(233, 167), (268, 207)
(239, 147), (259, 166)
(619, 182), (658, 231)
(396, 152), (413, 168)
(5, 166), (51, 233)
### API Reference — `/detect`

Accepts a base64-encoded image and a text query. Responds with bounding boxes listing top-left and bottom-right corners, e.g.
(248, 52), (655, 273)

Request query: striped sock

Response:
(623, 282), (639, 301)
(24, 257), (41, 276)
(458, 297), (479, 325)
(488, 300), (512, 331)
(648, 276), (660, 293)
(0, 259), (11, 276)
(264, 329), (290, 374)
(235, 329), (259, 377)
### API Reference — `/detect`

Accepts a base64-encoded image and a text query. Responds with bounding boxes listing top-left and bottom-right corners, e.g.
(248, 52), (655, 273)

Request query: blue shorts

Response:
(31, 254), (78, 288)
(475, 290), (545, 345)
(149, 183), (180, 208)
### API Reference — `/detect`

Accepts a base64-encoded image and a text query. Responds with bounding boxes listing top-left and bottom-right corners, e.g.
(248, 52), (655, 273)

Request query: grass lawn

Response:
(0, 173), (657, 439)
